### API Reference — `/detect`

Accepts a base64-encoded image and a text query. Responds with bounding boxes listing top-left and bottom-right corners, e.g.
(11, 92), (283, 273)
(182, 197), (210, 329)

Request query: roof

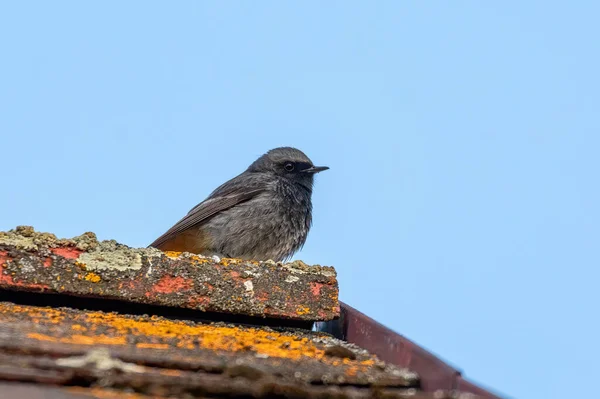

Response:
(0, 302), (419, 398)
(0, 226), (504, 398)
(317, 303), (504, 398)
(0, 226), (338, 322)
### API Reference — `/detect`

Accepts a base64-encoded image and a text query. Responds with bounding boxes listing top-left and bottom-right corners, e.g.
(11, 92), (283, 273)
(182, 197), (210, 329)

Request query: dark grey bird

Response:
(150, 147), (328, 262)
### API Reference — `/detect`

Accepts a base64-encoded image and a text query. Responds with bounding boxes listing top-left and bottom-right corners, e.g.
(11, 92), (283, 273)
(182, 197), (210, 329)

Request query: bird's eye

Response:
(284, 162), (295, 172)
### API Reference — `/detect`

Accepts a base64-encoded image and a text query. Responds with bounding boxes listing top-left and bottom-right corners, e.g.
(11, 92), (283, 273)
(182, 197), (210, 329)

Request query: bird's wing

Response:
(149, 174), (267, 249)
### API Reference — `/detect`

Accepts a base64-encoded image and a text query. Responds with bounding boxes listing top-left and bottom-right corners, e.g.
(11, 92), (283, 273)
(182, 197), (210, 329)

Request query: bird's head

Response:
(248, 147), (329, 189)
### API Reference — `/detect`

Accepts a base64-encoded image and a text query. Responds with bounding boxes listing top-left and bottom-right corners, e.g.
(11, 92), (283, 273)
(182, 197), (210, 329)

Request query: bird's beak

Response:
(302, 166), (329, 174)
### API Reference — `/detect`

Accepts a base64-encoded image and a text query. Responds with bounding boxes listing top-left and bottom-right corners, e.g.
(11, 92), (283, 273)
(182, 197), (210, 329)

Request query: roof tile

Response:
(0, 227), (499, 398)
(0, 301), (421, 398)
(0, 227), (339, 321)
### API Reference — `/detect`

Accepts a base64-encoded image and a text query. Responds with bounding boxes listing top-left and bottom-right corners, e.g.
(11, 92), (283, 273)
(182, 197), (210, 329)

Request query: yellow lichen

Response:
(191, 258), (211, 266)
(0, 303), (66, 324)
(84, 272), (101, 283)
(27, 332), (126, 346)
(296, 306), (310, 315)
(163, 251), (182, 259)
(136, 342), (170, 349)
(79, 310), (325, 361)
(0, 303), (371, 377)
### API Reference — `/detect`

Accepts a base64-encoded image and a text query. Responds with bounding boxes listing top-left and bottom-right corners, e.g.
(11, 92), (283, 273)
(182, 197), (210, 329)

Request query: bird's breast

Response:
(203, 187), (312, 261)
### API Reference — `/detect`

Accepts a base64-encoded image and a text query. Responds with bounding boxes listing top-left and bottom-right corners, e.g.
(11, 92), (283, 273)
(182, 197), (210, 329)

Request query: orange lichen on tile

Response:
(71, 324), (87, 331)
(2, 303), (326, 360)
(161, 252), (216, 265)
(162, 251), (183, 259)
(296, 306), (310, 315)
(84, 272), (101, 283)
(68, 334), (125, 346)
(0, 303), (65, 324)
(75, 261), (87, 270)
(218, 258), (234, 266)
(136, 342), (170, 350)
(68, 387), (161, 399)
(80, 310), (326, 361)
(27, 332), (127, 346)
(157, 369), (185, 377)
(0, 303), (376, 377)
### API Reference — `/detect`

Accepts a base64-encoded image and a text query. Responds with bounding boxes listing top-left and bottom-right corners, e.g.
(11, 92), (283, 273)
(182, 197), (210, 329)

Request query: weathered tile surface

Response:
(0, 226), (339, 321)
(0, 302), (421, 398)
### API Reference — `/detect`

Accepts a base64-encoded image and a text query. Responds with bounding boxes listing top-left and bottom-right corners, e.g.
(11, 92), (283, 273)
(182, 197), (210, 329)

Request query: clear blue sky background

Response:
(1, 2), (598, 398)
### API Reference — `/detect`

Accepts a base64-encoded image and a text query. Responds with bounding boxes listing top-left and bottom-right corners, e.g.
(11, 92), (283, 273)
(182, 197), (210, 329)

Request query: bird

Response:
(150, 147), (328, 262)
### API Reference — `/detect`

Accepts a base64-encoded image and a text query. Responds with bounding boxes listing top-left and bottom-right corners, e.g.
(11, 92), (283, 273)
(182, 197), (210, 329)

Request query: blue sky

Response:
(1, 2), (598, 398)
